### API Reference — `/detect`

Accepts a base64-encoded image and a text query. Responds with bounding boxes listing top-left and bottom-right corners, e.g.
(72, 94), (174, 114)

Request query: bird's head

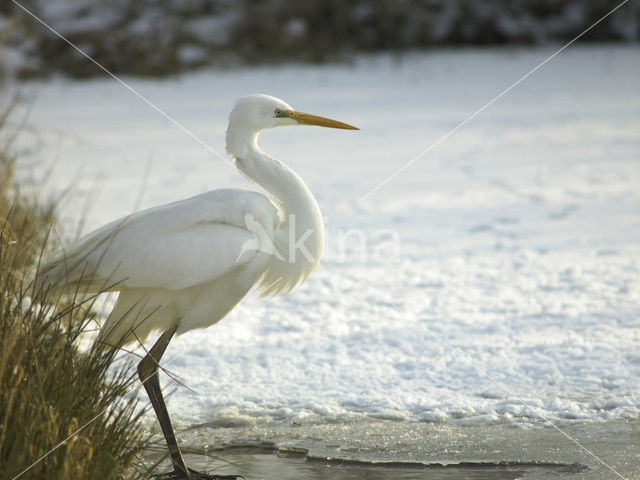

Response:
(226, 94), (358, 158)
(229, 94), (358, 131)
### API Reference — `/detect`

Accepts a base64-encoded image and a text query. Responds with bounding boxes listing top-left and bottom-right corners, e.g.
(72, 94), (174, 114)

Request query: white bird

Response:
(37, 94), (358, 480)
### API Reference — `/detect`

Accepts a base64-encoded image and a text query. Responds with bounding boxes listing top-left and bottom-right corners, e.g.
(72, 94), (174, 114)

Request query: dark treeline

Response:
(2, 0), (638, 78)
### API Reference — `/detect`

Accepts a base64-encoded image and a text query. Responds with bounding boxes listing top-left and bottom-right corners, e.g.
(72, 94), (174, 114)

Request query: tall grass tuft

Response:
(0, 103), (148, 479)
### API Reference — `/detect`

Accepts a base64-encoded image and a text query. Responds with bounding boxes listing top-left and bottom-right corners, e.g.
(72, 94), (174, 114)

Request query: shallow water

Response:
(144, 418), (638, 480)
(150, 448), (587, 480)
(183, 453), (585, 480)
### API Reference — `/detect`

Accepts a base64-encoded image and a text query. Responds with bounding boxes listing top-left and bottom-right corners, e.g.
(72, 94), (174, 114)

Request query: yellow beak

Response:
(286, 110), (359, 130)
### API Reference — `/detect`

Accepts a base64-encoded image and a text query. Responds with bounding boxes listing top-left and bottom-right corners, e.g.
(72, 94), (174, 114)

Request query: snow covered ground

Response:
(9, 45), (640, 439)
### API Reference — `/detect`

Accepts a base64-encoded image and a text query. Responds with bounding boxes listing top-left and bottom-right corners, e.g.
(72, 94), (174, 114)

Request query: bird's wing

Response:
(39, 189), (279, 292)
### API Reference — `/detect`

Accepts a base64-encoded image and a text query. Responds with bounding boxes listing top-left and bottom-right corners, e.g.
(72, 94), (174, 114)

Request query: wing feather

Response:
(38, 189), (278, 293)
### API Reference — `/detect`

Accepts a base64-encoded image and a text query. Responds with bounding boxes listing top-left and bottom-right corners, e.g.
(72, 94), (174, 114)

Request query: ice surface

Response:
(8, 45), (640, 431)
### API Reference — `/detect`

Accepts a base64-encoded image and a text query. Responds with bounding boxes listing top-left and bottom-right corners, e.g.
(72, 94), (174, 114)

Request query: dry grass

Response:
(0, 103), (148, 480)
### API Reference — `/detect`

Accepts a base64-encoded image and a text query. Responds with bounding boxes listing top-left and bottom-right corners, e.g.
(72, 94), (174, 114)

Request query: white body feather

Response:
(37, 94), (330, 346)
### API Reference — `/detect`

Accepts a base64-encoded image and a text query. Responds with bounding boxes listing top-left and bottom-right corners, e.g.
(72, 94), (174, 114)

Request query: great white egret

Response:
(36, 94), (358, 480)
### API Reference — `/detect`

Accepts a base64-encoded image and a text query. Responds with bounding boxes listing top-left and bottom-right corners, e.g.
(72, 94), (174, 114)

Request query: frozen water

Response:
(9, 44), (640, 430)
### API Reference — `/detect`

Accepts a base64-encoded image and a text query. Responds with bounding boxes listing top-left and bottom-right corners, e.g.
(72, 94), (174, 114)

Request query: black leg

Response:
(138, 326), (243, 480)
(138, 325), (189, 476)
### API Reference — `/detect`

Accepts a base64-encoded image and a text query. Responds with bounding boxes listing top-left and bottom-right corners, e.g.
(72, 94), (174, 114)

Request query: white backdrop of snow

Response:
(9, 44), (640, 428)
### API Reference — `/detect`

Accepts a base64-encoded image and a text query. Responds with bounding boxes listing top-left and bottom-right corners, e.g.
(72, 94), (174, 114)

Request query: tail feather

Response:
(35, 247), (120, 297)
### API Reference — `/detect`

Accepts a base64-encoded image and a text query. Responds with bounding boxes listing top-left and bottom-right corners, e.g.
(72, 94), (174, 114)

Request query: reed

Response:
(0, 103), (148, 480)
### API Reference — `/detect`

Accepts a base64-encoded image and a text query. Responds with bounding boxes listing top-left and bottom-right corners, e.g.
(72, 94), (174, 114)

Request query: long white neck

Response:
(226, 128), (324, 295)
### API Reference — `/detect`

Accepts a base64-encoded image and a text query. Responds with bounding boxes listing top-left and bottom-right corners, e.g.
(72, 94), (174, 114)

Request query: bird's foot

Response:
(151, 469), (244, 480)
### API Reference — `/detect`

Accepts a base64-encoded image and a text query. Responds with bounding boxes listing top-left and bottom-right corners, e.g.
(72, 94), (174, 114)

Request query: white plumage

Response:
(37, 93), (358, 347)
(40, 189), (276, 343)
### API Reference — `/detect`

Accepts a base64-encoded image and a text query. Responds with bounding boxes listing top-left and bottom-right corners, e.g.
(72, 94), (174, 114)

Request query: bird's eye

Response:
(274, 109), (282, 116)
